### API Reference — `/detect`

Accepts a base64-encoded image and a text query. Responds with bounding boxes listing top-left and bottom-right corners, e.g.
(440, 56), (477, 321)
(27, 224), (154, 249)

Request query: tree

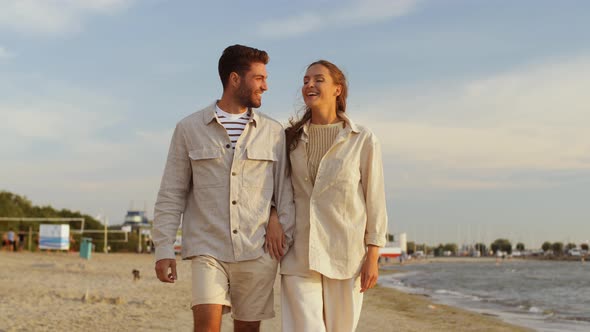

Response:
(0, 190), (102, 230)
(566, 243), (577, 251)
(551, 242), (564, 255)
(475, 243), (487, 256)
(491, 239), (512, 254)
(443, 243), (458, 255)
(581, 243), (589, 251)
(433, 244), (444, 257)
(542, 242), (552, 252)
(516, 243), (525, 251)
(407, 241), (415, 255)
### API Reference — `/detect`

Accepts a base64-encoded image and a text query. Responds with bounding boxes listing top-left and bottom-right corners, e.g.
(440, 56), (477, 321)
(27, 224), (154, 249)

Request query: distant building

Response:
(123, 210), (150, 227)
(379, 232), (407, 258)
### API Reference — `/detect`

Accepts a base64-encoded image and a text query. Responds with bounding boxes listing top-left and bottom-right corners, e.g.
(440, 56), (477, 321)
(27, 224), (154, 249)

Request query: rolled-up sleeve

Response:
(273, 129), (296, 250)
(153, 123), (192, 261)
(360, 133), (387, 247)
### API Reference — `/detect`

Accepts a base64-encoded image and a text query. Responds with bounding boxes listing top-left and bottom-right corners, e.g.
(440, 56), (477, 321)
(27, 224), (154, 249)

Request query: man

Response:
(153, 45), (294, 332)
(7, 228), (15, 252)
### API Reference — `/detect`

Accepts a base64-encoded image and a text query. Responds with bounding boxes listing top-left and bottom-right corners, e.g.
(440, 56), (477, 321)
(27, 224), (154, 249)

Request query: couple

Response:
(153, 44), (387, 332)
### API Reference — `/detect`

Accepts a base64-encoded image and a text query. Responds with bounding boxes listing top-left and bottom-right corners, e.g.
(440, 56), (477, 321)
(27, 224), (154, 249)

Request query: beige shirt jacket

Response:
(152, 102), (295, 263)
(281, 113), (388, 280)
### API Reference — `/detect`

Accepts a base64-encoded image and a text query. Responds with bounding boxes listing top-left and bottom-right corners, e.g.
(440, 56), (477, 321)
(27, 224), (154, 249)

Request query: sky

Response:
(1, 0), (589, 249)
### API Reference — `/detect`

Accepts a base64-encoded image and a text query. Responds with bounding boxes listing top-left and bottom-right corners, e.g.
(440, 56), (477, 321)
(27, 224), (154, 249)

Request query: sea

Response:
(380, 259), (590, 332)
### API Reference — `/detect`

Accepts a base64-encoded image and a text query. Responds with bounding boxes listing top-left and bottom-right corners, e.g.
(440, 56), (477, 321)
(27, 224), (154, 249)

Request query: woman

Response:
(280, 60), (388, 331)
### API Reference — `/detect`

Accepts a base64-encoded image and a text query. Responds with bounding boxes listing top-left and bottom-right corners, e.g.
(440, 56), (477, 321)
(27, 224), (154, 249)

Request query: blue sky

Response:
(1, 0), (589, 248)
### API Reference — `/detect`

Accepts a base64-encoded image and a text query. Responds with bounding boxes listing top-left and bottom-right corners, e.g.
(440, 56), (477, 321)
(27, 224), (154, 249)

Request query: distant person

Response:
(7, 228), (16, 252)
(18, 231), (25, 251)
(280, 60), (388, 332)
(1, 232), (9, 251)
(153, 44), (295, 332)
(69, 235), (76, 252)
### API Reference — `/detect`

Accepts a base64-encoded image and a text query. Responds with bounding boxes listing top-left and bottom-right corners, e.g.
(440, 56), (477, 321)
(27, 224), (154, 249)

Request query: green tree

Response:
(0, 191), (29, 217)
(516, 243), (525, 251)
(443, 243), (458, 255)
(566, 243), (577, 251)
(1, 190), (103, 232)
(491, 239), (512, 254)
(581, 243), (589, 251)
(406, 241), (415, 255)
(551, 242), (564, 255)
(433, 244), (444, 257)
(542, 241), (552, 252)
(475, 243), (487, 256)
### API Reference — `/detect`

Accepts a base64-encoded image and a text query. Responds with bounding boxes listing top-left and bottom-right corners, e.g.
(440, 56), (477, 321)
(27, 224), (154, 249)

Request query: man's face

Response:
(236, 62), (268, 108)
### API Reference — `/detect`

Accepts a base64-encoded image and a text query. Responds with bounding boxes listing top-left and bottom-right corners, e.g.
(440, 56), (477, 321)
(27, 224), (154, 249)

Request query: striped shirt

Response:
(216, 106), (250, 149)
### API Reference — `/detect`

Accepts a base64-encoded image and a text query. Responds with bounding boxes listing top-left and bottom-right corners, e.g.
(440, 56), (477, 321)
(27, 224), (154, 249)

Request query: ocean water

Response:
(380, 260), (590, 332)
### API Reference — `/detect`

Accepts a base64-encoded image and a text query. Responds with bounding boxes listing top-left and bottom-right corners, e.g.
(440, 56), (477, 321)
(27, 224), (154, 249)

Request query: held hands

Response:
(360, 245), (380, 293)
(264, 207), (286, 260)
(155, 258), (177, 283)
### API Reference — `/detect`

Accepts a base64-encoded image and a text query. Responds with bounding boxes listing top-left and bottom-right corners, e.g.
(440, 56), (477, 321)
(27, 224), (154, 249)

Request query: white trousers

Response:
(281, 271), (363, 332)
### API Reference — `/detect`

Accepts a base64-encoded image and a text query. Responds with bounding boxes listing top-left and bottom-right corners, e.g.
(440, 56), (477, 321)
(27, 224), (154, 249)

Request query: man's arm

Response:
(155, 259), (177, 283)
(153, 123), (192, 282)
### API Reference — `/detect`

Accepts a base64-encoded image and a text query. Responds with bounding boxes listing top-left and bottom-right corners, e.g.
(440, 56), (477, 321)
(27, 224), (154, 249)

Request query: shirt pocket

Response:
(321, 158), (360, 185)
(242, 147), (276, 190)
(188, 148), (225, 188)
(316, 158), (361, 206)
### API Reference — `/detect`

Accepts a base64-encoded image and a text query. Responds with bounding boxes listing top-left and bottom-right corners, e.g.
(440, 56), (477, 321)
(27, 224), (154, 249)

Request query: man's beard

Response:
(236, 84), (261, 108)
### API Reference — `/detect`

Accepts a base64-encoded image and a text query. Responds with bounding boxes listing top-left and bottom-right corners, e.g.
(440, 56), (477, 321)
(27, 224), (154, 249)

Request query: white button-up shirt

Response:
(281, 112), (388, 279)
(153, 102), (295, 262)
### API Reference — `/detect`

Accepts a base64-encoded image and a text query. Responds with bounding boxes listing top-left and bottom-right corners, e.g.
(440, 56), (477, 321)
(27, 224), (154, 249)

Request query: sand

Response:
(0, 252), (531, 331)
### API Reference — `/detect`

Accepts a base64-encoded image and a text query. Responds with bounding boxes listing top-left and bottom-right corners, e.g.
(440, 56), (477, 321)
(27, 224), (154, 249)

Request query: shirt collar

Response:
(301, 111), (360, 141)
(337, 111), (361, 134)
(203, 100), (258, 127)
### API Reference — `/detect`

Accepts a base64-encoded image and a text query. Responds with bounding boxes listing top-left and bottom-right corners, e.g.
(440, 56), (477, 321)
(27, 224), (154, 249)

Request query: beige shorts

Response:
(191, 253), (278, 321)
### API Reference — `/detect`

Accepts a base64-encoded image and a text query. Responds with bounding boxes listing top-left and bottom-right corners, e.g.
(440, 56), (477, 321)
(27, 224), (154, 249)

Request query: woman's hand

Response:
(360, 245), (380, 293)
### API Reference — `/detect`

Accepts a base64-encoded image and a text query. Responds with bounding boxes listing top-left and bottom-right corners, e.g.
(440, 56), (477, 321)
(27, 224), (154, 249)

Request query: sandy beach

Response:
(0, 252), (531, 331)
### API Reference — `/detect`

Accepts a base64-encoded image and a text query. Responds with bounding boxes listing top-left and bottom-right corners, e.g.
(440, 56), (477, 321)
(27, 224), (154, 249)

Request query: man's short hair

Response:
(218, 44), (269, 90)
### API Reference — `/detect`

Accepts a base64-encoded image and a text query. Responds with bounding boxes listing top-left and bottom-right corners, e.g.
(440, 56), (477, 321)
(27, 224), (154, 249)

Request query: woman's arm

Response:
(360, 245), (380, 292)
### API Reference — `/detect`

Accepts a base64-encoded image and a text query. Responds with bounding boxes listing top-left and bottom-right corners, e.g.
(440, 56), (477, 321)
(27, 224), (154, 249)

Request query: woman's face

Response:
(302, 64), (341, 111)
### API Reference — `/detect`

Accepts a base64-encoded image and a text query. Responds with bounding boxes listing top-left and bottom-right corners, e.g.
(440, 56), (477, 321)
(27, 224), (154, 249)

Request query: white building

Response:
(379, 232), (407, 258)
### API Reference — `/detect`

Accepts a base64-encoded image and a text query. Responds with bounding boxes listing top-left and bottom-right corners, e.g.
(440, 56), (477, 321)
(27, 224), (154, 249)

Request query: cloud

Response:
(0, 0), (134, 36)
(0, 75), (171, 220)
(353, 55), (590, 190)
(257, 0), (421, 38)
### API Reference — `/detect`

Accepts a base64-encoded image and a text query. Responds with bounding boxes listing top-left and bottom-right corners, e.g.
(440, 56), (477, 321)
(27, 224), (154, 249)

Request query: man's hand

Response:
(360, 245), (380, 293)
(155, 258), (177, 283)
(264, 207), (286, 260)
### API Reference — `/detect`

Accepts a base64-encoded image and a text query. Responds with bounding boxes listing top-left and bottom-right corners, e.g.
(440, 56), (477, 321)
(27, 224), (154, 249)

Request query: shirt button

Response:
(232, 172), (237, 176)
(226, 144), (231, 148)
(233, 229), (238, 234)
(232, 200), (237, 205)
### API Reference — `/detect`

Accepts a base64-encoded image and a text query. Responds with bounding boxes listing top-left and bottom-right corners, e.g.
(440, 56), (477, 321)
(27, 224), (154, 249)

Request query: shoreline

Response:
(0, 251), (530, 331)
(379, 258), (590, 332)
